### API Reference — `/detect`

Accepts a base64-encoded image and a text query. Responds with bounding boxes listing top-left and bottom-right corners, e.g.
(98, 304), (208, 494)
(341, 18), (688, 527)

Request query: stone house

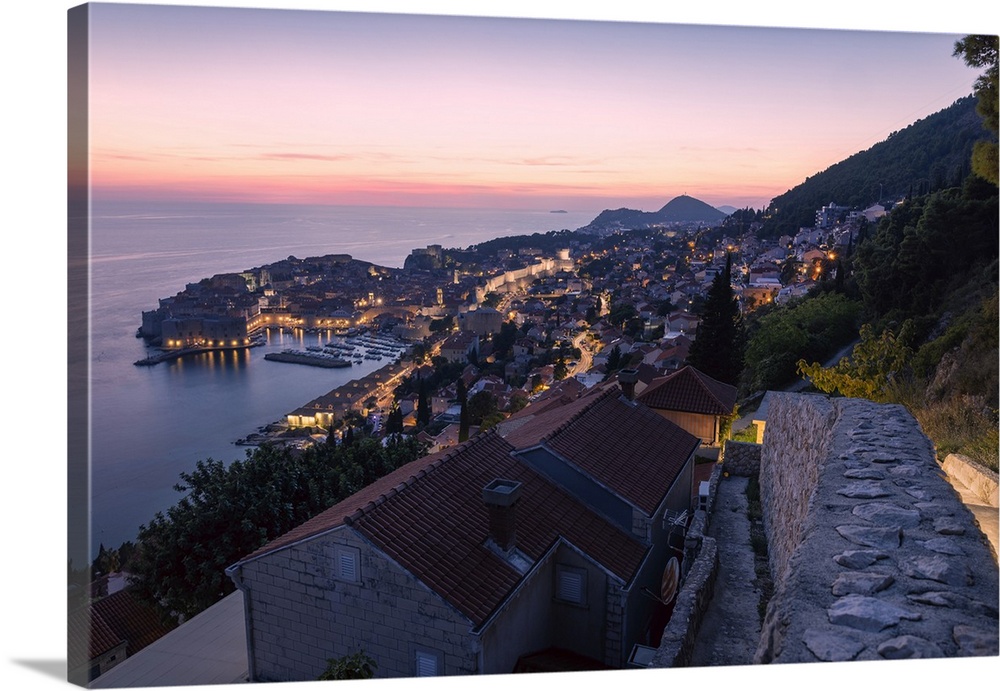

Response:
(226, 388), (699, 681)
(459, 306), (503, 336)
(440, 330), (480, 363)
(636, 365), (737, 447)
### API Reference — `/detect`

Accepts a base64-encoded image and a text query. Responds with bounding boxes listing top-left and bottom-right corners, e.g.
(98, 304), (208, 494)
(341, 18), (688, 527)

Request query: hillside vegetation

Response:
(791, 174), (998, 471)
(760, 96), (989, 237)
(743, 37), (998, 471)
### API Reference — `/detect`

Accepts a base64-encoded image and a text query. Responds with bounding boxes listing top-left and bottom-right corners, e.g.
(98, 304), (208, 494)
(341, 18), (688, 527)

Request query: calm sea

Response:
(86, 200), (598, 558)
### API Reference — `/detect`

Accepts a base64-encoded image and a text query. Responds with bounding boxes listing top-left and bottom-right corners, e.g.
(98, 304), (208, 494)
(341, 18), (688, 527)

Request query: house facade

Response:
(227, 388), (699, 681)
(636, 365), (737, 447)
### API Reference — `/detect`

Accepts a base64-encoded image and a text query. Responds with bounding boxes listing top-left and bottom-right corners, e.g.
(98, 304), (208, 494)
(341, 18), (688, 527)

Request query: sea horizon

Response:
(90, 198), (604, 269)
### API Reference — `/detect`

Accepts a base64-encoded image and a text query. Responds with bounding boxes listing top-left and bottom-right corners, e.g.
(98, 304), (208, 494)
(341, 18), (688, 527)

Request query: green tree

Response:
(797, 323), (913, 402)
(128, 437), (426, 620)
(607, 302), (638, 331)
(384, 406), (403, 435)
(468, 390), (499, 426)
(491, 320), (519, 360)
(480, 410), (506, 432)
(95, 543), (120, 576)
(954, 35), (998, 184)
(603, 344), (623, 380)
(553, 356), (568, 381)
(741, 292), (862, 393)
(687, 254), (745, 385)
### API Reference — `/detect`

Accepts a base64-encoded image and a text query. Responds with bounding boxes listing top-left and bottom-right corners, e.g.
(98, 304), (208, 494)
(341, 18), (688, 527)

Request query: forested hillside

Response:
(793, 36), (998, 470)
(796, 173), (998, 471)
(760, 96), (989, 237)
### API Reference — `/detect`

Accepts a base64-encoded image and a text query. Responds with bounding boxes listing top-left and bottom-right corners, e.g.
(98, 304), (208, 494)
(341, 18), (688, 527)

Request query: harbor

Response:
(262, 332), (411, 369)
(234, 331), (419, 447)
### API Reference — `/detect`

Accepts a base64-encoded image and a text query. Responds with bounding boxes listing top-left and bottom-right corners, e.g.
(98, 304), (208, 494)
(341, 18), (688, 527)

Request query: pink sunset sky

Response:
(84, 2), (983, 211)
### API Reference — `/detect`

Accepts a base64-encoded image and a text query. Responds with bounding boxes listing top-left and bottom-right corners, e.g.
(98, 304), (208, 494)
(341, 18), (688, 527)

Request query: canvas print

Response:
(67, 2), (999, 688)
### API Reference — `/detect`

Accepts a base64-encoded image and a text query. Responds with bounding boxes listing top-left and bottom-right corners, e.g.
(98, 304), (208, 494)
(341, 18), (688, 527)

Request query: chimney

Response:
(482, 478), (523, 552)
(618, 368), (639, 401)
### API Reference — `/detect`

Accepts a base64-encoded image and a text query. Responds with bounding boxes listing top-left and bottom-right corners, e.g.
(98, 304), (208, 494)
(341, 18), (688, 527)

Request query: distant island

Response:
(549, 209), (568, 213)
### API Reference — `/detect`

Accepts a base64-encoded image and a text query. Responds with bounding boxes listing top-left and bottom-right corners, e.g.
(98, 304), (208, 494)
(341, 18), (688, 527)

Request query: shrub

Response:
(319, 651), (377, 680)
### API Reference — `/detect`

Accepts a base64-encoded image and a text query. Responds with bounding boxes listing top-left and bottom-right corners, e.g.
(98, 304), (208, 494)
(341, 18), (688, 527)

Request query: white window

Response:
(415, 650), (440, 677)
(332, 545), (360, 583)
(556, 565), (587, 605)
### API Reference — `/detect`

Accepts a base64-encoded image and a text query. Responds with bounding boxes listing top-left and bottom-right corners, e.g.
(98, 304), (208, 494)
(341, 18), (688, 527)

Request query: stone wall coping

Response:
(942, 453), (999, 508)
(755, 394), (999, 665)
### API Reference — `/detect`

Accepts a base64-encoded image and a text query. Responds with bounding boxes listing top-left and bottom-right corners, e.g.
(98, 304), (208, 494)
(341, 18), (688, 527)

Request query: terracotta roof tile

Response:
(499, 387), (605, 449)
(348, 431), (648, 626)
(68, 605), (122, 665)
(239, 449), (449, 561)
(636, 365), (737, 416)
(531, 391), (701, 515)
(91, 589), (177, 655)
(238, 431), (649, 628)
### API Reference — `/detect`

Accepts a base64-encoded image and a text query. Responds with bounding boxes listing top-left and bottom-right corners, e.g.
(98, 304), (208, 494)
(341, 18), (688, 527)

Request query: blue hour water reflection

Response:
(85, 200), (598, 557)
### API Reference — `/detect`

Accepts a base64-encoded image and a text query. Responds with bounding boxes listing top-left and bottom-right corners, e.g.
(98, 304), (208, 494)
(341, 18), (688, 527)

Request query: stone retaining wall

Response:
(652, 462), (725, 667)
(722, 440), (762, 477)
(648, 537), (719, 668)
(754, 393), (999, 664)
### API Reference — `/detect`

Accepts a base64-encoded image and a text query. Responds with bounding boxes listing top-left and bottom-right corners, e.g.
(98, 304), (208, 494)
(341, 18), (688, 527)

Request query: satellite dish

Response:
(660, 556), (680, 604)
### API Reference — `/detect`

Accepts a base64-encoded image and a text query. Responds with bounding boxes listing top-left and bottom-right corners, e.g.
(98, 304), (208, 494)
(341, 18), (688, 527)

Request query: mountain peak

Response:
(656, 195), (727, 222)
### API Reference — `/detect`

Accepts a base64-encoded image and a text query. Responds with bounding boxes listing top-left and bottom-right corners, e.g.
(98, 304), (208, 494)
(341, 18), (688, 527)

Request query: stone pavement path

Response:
(689, 475), (763, 666)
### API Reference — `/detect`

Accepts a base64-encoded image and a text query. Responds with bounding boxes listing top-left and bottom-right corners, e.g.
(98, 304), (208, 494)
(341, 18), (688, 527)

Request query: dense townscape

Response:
(132, 193), (879, 452)
(67, 28), (999, 687)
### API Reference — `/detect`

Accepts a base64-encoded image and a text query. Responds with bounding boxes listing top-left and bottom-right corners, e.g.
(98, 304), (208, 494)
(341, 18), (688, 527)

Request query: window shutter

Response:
(415, 651), (438, 677)
(338, 551), (357, 582)
(558, 568), (583, 603)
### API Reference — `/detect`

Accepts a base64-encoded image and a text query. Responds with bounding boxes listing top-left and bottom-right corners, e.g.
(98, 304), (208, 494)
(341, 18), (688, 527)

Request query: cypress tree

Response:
(417, 377), (430, 426)
(686, 253), (745, 385)
(457, 378), (469, 442)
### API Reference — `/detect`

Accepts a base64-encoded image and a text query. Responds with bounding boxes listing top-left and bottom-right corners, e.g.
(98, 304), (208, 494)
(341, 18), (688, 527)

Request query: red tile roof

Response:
(346, 432), (648, 626)
(69, 605), (122, 664)
(239, 448), (447, 561)
(237, 432), (649, 628)
(91, 589), (177, 655)
(636, 365), (737, 416)
(500, 387), (604, 449)
(507, 389), (700, 515)
(69, 589), (177, 669)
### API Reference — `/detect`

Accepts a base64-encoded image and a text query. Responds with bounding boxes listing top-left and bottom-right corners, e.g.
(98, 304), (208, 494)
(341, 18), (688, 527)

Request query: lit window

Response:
(556, 565), (587, 605)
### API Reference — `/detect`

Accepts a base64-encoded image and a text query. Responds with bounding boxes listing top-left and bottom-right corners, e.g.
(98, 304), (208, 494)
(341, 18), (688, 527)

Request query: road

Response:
(570, 330), (594, 376)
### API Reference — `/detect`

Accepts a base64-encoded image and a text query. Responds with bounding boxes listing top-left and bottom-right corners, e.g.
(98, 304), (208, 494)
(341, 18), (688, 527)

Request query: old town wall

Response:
(755, 393), (999, 663)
